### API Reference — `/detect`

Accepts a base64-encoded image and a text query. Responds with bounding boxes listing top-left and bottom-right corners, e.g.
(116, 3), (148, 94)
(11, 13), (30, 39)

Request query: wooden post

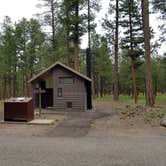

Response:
(34, 89), (46, 117)
(39, 88), (42, 116)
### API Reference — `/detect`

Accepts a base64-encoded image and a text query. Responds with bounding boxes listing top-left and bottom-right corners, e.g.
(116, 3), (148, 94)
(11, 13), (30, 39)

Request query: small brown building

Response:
(28, 62), (92, 112)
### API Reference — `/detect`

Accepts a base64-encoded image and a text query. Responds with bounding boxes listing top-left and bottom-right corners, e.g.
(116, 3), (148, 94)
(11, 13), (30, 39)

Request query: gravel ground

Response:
(0, 101), (166, 166)
(0, 130), (166, 166)
(46, 111), (113, 137)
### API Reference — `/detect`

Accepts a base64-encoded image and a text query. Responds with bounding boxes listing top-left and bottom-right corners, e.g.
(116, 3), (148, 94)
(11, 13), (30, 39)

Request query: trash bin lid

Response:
(5, 97), (32, 103)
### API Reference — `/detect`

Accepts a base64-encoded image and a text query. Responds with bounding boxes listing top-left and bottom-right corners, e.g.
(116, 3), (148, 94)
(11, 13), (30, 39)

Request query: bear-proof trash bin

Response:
(4, 97), (34, 122)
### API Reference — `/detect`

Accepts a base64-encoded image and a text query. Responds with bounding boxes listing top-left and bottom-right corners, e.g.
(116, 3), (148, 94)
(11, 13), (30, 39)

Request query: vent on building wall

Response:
(66, 102), (72, 108)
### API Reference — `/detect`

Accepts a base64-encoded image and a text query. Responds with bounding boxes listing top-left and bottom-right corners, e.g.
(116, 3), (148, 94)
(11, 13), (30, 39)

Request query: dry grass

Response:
(96, 94), (166, 106)
(119, 105), (166, 126)
(93, 99), (166, 129)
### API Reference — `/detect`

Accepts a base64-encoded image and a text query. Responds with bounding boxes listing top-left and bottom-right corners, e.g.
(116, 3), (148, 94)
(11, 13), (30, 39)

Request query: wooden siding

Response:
(53, 66), (87, 111)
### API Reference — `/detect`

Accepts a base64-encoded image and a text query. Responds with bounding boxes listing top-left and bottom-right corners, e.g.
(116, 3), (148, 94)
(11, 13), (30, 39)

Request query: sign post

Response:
(34, 88), (46, 116)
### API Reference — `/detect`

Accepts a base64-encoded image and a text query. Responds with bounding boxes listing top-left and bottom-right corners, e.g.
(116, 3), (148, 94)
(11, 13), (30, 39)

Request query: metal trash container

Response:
(4, 97), (34, 122)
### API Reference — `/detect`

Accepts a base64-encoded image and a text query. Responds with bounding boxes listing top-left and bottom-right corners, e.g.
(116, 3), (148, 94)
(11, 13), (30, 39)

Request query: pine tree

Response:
(59, 0), (100, 71)
(102, 0), (120, 101)
(141, 0), (155, 107)
(59, 0), (73, 66)
(0, 16), (17, 98)
(91, 32), (113, 97)
(37, 0), (59, 62)
(119, 0), (144, 103)
(114, 0), (119, 102)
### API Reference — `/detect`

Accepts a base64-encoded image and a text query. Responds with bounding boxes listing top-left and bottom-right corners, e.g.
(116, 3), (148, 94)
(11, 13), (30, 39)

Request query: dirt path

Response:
(46, 111), (114, 137)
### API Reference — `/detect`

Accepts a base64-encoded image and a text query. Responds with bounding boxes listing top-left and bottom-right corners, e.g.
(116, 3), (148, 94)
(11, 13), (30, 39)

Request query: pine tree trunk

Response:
(131, 58), (138, 103)
(66, 32), (70, 66)
(13, 73), (17, 97)
(65, 2), (70, 67)
(74, 40), (79, 71)
(129, 0), (138, 104)
(23, 74), (26, 96)
(141, 0), (154, 107)
(74, 2), (79, 71)
(88, 0), (91, 49)
(8, 75), (12, 97)
(26, 75), (29, 97)
(0, 76), (2, 99)
(94, 75), (100, 97)
(3, 76), (7, 99)
(162, 56), (166, 93)
(113, 0), (119, 102)
(51, 0), (56, 62)
(100, 77), (104, 97)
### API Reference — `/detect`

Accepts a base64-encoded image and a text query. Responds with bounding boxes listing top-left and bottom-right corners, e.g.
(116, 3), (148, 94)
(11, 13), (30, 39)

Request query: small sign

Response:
(34, 89), (46, 94)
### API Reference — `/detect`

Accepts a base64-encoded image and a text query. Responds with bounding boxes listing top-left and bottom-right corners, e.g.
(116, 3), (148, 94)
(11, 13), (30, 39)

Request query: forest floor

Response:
(0, 99), (166, 166)
(92, 99), (166, 133)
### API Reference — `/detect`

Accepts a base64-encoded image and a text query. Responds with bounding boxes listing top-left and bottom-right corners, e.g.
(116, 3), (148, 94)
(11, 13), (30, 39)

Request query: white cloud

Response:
(0, 0), (39, 22)
(0, 0), (165, 54)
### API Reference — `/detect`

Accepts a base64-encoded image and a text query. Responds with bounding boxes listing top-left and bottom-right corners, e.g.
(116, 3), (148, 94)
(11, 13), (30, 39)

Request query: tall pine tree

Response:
(119, 0), (144, 103)
(141, 0), (155, 107)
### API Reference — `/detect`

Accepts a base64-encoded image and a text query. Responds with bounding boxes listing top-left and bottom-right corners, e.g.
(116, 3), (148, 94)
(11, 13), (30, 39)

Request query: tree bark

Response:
(13, 73), (17, 97)
(74, 39), (79, 71)
(8, 75), (12, 98)
(51, 0), (57, 62)
(100, 77), (104, 97)
(141, 0), (154, 107)
(26, 75), (29, 97)
(3, 76), (7, 99)
(74, 2), (79, 71)
(113, 0), (119, 102)
(164, 56), (166, 93)
(65, 1), (70, 67)
(131, 58), (138, 103)
(88, 0), (91, 49)
(23, 73), (26, 96)
(129, 0), (138, 104)
(66, 30), (70, 66)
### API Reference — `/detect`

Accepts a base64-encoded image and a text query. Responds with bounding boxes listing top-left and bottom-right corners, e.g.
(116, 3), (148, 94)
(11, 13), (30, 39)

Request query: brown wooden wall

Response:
(53, 66), (87, 111)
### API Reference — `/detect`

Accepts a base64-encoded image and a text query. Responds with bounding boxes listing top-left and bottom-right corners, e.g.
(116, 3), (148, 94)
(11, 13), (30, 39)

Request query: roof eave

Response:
(28, 61), (92, 83)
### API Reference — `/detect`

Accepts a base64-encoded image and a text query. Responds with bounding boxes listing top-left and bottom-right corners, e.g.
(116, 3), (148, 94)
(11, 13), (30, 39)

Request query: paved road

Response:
(0, 130), (166, 166)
